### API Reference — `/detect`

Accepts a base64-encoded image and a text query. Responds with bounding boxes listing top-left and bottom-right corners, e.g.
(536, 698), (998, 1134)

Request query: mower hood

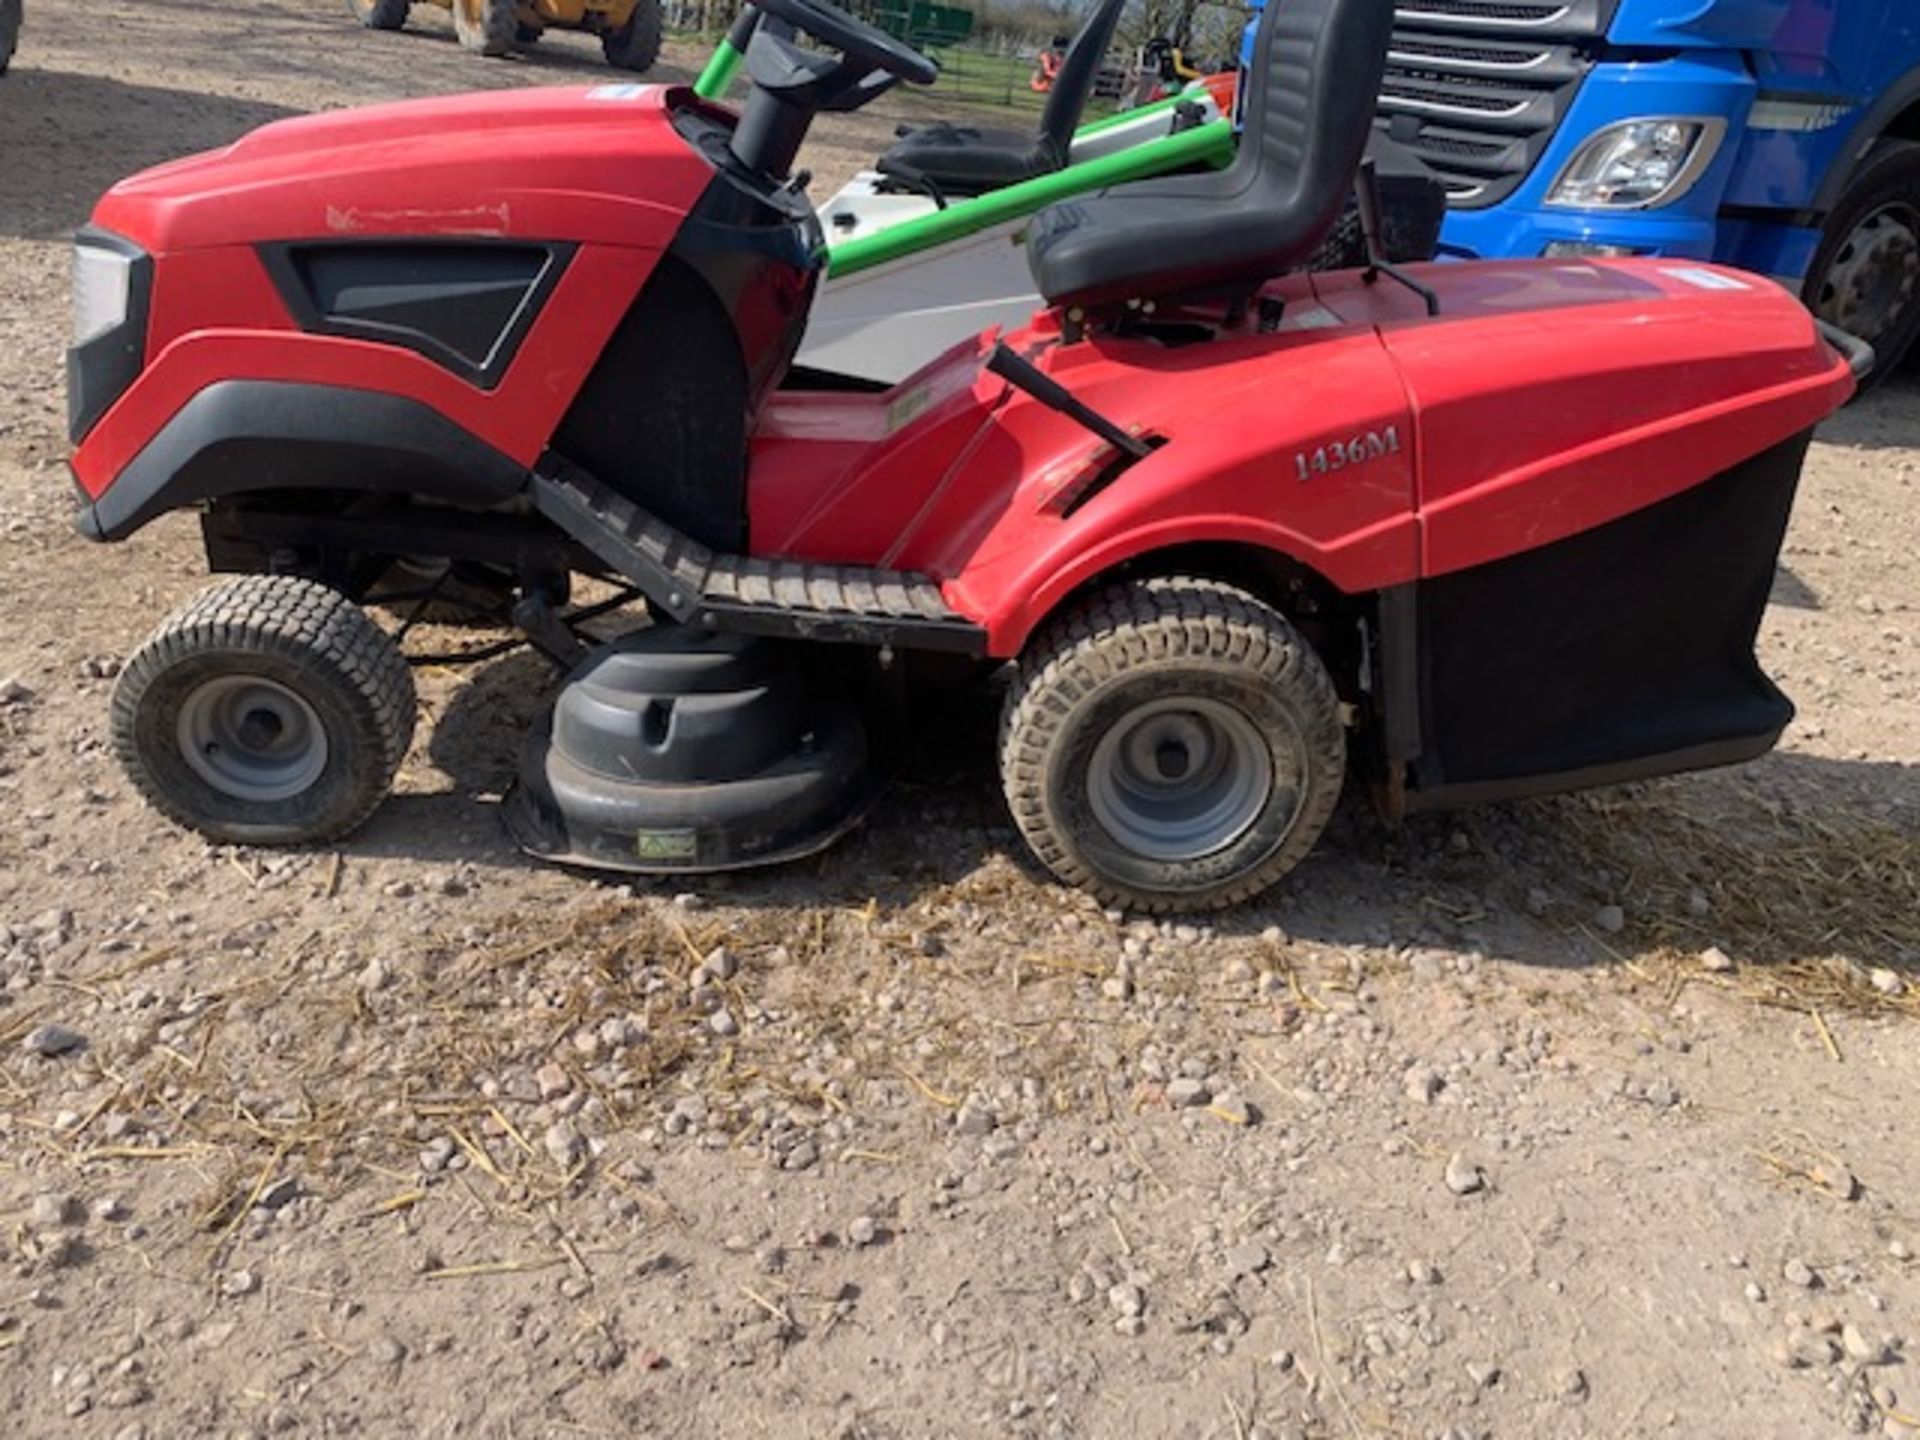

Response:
(90, 84), (717, 253)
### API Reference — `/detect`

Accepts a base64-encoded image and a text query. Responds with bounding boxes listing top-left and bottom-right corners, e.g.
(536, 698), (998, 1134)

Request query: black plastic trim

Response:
(1392, 431), (1808, 802)
(199, 501), (581, 577)
(67, 227), (154, 444)
(1816, 320), (1876, 381)
(258, 239), (575, 389)
(530, 455), (987, 655)
(1399, 729), (1784, 812)
(75, 379), (527, 541)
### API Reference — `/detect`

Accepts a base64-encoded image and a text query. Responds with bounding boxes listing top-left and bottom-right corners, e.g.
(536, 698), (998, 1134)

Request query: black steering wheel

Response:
(748, 0), (938, 86)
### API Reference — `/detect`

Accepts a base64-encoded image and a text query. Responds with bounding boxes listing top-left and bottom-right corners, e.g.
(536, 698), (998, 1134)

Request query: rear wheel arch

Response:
(1002, 539), (1363, 679)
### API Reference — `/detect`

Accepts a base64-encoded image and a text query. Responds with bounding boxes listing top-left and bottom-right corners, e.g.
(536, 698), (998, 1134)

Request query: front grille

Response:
(1398, 1), (1569, 21)
(1377, 0), (1616, 209)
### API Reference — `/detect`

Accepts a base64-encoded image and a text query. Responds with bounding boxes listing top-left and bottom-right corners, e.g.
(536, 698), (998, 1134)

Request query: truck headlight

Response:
(72, 240), (136, 347)
(1544, 119), (1725, 210)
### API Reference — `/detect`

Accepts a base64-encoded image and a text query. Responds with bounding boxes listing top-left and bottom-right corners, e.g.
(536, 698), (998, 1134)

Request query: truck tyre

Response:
(0, 0), (21, 74)
(999, 576), (1347, 914)
(112, 576), (417, 846)
(1806, 139), (1920, 392)
(452, 0), (517, 56)
(601, 0), (662, 72)
(347, 0), (411, 30)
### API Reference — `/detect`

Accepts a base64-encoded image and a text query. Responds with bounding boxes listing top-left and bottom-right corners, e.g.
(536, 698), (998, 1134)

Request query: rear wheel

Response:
(111, 576), (417, 845)
(452, 0), (517, 56)
(1806, 140), (1920, 393)
(999, 576), (1347, 913)
(347, 0), (411, 29)
(601, 0), (662, 72)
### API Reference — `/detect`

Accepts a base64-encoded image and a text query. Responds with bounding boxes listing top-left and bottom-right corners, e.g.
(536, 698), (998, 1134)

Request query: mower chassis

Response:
(803, 214), (1036, 383)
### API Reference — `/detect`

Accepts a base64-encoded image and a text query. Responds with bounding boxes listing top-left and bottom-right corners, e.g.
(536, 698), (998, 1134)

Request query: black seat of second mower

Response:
(875, 0), (1126, 198)
(1027, 0), (1393, 310)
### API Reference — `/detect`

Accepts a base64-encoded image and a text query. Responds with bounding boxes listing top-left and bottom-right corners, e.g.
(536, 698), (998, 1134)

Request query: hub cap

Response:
(177, 676), (329, 803)
(1086, 697), (1281, 862)
(1816, 203), (1920, 349)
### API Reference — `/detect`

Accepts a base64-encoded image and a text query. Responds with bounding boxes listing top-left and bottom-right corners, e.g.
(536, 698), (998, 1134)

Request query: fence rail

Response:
(659, 1), (1145, 119)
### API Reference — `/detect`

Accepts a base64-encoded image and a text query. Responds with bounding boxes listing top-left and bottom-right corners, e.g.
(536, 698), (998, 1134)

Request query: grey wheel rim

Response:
(1086, 697), (1284, 862)
(1817, 203), (1920, 349)
(176, 676), (329, 803)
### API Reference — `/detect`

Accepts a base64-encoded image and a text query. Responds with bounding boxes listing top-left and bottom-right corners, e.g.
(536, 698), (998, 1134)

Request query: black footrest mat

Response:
(531, 459), (986, 654)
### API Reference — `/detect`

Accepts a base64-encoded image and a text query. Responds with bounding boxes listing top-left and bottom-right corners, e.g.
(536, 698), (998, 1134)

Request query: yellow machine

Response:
(347, 0), (663, 71)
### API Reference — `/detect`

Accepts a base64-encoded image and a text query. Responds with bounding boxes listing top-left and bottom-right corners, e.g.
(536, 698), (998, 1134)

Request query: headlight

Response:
(68, 229), (151, 445)
(72, 241), (135, 347)
(1545, 119), (1725, 210)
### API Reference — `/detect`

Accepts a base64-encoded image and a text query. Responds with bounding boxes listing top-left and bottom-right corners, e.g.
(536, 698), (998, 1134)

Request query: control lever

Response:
(1357, 159), (1441, 318)
(987, 343), (1152, 461)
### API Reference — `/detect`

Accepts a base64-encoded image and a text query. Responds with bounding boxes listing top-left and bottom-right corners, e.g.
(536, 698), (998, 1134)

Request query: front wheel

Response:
(452, 0), (517, 56)
(1805, 139), (1920, 393)
(999, 576), (1347, 913)
(601, 0), (662, 72)
(111, 576), (417, 845)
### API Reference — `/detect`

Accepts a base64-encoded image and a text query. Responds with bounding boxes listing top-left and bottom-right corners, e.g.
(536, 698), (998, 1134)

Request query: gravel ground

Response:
(2, 4), (1918, 1438)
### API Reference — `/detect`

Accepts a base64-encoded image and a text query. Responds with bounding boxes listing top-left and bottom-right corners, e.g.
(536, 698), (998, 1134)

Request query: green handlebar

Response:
(693, 6), (757, 100)
(825, 119), (1235, 278)
(693, 37), (745, 100)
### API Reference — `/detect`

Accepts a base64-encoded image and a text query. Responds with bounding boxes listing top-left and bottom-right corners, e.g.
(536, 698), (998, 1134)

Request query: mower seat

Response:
(876, 0), (1126, 199)
(1027, 0), (1392, 310)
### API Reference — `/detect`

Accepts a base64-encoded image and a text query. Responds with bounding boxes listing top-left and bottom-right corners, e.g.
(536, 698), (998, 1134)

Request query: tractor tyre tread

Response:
(453, 0), (518, 56)
(348, 0), (412, 30)
(111, 576), (417, 845)
(998, 576), (1346, 914)
(602, 0), (663, 72)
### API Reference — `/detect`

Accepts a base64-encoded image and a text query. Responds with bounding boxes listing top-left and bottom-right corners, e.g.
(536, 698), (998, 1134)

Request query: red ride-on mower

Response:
(70, 0), (1868, 911)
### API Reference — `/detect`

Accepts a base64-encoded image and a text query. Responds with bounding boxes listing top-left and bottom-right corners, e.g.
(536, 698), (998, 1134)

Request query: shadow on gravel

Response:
(0, 69), (300, 240)
(1770, 564), (1822, 610)
(1817, 370), (1920, 452)
(349, 643), (1919, 980)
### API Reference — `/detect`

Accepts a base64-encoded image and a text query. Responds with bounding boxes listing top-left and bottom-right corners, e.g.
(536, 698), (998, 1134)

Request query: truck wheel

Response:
(601, 0), (662, 72)
(347, 0), (411, 30)
(452, 0), (517, 56)
(1806, 139), (1920, 391)
(111, 576), (417, 846)
(0, 0), (21, 74)
(999, 576), (1347, 913)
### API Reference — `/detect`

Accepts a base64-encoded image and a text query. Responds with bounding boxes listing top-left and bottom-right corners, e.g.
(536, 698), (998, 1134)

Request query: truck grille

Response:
(1377, 0), (1616, 209)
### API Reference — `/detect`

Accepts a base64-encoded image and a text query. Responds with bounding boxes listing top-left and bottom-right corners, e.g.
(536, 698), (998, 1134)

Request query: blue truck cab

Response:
(1377, 0), (1920, 375)
(1242, 1), (1920, 377)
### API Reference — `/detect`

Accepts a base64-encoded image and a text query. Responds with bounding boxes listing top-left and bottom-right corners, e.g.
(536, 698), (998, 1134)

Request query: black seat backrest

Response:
(1243, 0), (1392, 230)
(1037, 0), (1128, 152)
(1025, 0), (1393, 310)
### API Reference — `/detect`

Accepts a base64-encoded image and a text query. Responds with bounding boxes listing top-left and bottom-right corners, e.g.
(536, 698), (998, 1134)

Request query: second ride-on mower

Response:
(691, 2), (1448, 383)
(71, 0), (1866, 912)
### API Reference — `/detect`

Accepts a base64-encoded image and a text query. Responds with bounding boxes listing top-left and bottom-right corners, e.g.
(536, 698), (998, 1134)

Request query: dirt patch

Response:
(2, 5), (1918, 1438)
